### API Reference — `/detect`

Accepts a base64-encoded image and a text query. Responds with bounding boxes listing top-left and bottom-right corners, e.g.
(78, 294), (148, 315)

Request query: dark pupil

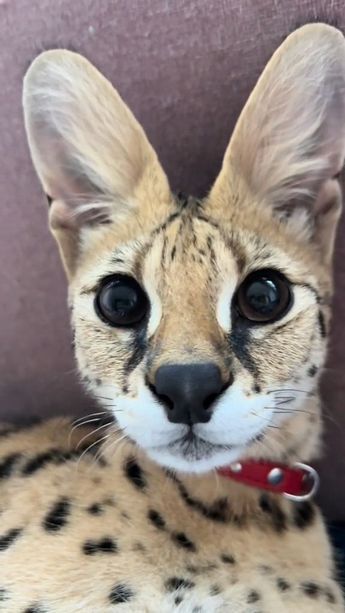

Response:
(101, 283), (143, 324)
(246, 278), (279, 314)
(104, 284), (138, 317)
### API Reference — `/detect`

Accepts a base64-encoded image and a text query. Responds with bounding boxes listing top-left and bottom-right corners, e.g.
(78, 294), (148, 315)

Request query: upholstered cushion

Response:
(0, 0), (344, 518)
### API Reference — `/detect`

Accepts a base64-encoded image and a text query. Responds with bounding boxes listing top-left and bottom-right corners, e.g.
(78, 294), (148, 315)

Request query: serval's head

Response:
(23, 24), (345, 473)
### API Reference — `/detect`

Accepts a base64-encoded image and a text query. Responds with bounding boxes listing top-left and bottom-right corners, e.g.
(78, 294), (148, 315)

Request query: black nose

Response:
(151, 363), (226, 425)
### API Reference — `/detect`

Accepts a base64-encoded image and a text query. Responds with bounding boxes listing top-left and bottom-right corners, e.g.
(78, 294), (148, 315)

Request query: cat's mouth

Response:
(166, 429), (234, 460)
(150, 426), (265, 462)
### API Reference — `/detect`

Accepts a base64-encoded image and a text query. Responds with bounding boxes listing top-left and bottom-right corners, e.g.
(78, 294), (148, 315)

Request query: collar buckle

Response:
(282, 462), (320, 502)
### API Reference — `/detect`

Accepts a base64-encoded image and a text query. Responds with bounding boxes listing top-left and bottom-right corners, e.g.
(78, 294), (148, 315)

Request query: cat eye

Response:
(235, 269), (292, 323)
(95, 275), (148, 327)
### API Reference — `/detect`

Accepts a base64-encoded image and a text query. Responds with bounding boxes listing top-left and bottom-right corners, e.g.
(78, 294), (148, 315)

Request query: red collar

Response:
(217, 460), (319, 501)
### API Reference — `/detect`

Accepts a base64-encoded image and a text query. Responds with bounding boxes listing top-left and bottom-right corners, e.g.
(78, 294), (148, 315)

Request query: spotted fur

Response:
(1, 23), (344, 611)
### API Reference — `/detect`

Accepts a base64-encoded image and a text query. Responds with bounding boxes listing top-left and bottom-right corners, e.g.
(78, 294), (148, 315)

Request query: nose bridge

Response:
(148, 302), (228, 378)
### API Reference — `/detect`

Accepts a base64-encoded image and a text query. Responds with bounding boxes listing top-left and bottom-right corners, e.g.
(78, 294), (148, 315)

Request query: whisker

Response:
(75, 433), (111, 472)
(72, 411), (108, 424)
(76, 422), (113, 451)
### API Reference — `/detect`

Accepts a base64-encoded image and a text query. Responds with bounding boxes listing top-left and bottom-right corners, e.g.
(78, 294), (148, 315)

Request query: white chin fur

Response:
(146, 445), (246, 474)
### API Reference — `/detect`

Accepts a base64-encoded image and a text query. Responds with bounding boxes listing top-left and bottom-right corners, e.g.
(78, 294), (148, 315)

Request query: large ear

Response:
(23, 50), (171, 277)
(210, 24), (345, 264)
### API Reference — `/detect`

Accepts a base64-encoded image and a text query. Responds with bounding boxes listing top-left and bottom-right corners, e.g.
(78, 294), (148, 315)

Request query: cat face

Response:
(23, 24), (345, 473)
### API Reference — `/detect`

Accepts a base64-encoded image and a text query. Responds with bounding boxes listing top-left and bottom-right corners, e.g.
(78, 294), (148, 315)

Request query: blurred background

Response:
(0, 0), (344, 519)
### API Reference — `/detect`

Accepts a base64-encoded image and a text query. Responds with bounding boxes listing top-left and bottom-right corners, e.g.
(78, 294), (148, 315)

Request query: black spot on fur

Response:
(46, 194), (53, 207)
(185, 563), (217, 575)
(259, 495), (286, 532)
(258, 565), (273, 574)
(132, 542), (146, 552)
(253, 384), (261, 393)
(23, 606), (45, 613)
(325, 588), (336, 604)
(308, 365), (318, 377)
(0, 528), (22, 551)
(220, 553), (236, 564)
(171, 245), (176, 260)
(293, 501), (315, 529)
(247, 590), (260, 603)
(87, 503), (103, 515)
(277, 578), (291, 591)
(175, 595), (183, 605)
(109, 584), (134, 604)
(43, 498), (70, 532)
(301, 581), (320, 598)
(22, 449), (72, 475)
(0, 453), (22, 479)
(170, 475), (229, 522)
(171, 531), (196, 551)
(124, 457), (147, 490)
(0, 589), (8, 602)
(165, 577), (195, 592)
(210, 584), (222, 595)
(148, 509), (166, 530)
(83, 537), (118, 555)
(318, 310), (326, 338)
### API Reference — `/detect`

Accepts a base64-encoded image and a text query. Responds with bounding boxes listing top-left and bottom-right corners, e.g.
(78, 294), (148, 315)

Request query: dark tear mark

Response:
(43, 498), (71, 532)
(123, 327), (148, 386)
(229, 320), (258, 376)
(0, 453), (22, 479)
(0, 528), (23, 551)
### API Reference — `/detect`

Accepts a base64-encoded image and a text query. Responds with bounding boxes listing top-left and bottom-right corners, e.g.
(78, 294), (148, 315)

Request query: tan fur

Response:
(1, 23), (344, 611)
